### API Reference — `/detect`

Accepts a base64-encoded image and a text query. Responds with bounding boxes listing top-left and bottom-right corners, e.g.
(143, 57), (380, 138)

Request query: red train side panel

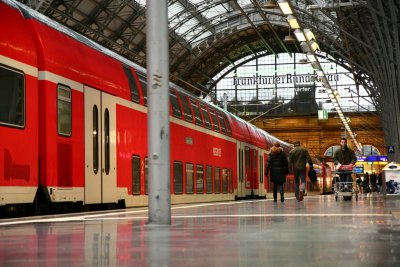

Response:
(0, 1), (38, 205)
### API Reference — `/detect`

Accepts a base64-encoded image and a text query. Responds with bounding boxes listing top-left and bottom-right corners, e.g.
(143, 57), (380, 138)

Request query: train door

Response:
(238, 145), (256, 198)
(236, 142), (245, 199)
(257, 151), (266, 197)
(84, 86), (117, 204)
(263, 152), (270, 194)
(250, 149), (259, 196)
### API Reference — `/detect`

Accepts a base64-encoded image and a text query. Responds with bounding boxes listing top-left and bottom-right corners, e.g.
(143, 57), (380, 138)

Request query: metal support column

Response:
(146, 0), (171, 224)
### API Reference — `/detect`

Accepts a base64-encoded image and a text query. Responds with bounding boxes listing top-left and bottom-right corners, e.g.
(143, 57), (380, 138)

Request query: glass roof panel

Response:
(168, 1), (211, 43)
(237, 0), (252, 6)
(189, 0), (228, 20)
(191, 31), (212, 45)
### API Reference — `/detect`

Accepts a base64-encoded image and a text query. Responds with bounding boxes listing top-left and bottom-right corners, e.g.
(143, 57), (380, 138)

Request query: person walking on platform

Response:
(289, 141), (313, 202)
(364, 172), (370, 193)
(377, 172), (383, 193)
(333, 138), (357, 184)
(265, 142), (288, 203)
(370, 172), (377, 192)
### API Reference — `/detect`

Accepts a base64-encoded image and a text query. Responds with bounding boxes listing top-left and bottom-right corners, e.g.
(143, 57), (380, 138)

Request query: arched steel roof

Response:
(15, 0), (400, 158)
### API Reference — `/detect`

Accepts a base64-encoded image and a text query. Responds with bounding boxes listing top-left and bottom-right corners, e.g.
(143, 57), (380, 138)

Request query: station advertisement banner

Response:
(382, 162), (400, 195)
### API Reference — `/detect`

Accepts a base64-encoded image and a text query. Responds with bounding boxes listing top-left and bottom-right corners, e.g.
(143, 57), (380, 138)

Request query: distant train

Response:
(0, 0), (330, 216)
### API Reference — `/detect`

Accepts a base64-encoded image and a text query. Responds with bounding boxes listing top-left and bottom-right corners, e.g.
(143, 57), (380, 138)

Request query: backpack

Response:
(308, 169), (317, 183)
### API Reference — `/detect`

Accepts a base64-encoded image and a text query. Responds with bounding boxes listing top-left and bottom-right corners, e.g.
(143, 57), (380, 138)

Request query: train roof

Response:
(5, 0), (291, 150)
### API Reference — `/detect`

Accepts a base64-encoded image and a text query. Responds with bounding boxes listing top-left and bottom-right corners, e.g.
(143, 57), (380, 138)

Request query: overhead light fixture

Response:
(309, 40), (320, 51)
(316, 70), (324, 76)
(306, 52), (317, 62)
(284, 34), (296, 44)
(298, 58), (308, 64)
(293, 29), (306, 42)
(304, 29), (315, 41)
(322, 83), (330, 87)
(264, 0), (278, 9)
(300, 42), (310, 52)
(287, 15), (300, 29)
(311, 61), (321, 70)
(319, 76), (328, 83)
(277, 0), (293, 15)
(283, 25), (296, 44)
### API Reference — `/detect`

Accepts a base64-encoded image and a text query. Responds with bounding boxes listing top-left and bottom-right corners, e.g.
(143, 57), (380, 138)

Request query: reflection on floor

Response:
(0, 194), (399, 267)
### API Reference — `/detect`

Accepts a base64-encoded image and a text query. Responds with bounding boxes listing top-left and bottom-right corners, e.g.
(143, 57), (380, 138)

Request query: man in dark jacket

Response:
(265, 142), (288, 202)
(333, 138), (357, 183)
(289, 141), (313, 202)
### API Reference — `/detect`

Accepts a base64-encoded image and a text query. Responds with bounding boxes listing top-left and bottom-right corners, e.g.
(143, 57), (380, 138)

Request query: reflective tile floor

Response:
(0, 194), (400, 267)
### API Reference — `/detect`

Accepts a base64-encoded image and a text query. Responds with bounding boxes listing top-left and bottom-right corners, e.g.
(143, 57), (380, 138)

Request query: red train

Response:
(0, 0), (329, 216)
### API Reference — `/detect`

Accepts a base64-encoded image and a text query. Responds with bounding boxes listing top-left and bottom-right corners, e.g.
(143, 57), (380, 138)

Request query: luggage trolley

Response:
(334, 164), (358, 201)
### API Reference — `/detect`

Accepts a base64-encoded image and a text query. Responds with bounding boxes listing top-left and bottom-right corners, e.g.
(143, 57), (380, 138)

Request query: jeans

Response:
(294, 169), (306, 199)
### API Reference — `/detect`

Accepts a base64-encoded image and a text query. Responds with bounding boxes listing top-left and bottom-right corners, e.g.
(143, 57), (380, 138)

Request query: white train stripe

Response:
(38, 71), (84, 92)
(0, 55), (38, 76)
(116, 97), (147, 113)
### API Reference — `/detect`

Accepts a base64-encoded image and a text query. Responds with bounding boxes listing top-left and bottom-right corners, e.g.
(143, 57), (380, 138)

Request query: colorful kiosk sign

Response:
(357, 156), (388, 163)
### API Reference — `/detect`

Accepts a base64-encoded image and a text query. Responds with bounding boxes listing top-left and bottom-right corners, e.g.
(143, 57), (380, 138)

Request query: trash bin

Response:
(382, 162), (400, 198)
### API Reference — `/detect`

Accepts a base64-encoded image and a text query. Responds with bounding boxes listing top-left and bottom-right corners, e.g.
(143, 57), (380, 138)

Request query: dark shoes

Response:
(298, 191), (304, 202)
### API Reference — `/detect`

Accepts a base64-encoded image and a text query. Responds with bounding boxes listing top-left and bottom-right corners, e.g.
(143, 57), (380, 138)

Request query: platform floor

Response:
(1, 193), (400, 267)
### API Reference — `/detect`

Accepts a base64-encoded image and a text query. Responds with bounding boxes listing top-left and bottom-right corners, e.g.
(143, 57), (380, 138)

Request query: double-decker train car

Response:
(0, 0), (297, 215)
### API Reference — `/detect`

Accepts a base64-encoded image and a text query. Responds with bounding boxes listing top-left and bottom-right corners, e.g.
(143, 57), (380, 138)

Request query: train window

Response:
(186, 163), (194, 194)
(199, 104), (212, 130)
(178, 93), (193, 122)
(222, 114), (232, 135)
(174, 161), (183, 194)
(123, 66), (140, 103)
(217, 112), (227, 134)
(132, 155), (141, 195)
(189, 99), (203, 126)
(169, 90), (182, 118)
(137, 73), (147, 106)
(145, 157), (148, 194)
(122, 66), (140, 103)
(214, 167), (220, 193)
(206, 165), (212, 193)
(57, 85), (71, 136)
(209, 109), (220, 133)
(222, 169), (228, 193)
(196, 164), (204, 194)
(0, 66), (25, 128)
(104, 108), (110, 175)
(92, 105), (99, 174)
